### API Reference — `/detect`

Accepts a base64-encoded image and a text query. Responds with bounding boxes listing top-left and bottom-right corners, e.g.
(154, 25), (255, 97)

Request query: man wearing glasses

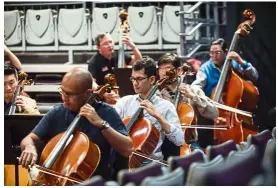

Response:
(19, 68), (132, 180)
(114, 56), (184, 166)
(192, 38), (258, 97)
(88, 32), (142, 86)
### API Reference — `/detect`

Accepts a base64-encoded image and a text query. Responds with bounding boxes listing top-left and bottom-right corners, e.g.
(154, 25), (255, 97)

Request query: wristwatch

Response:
(100, 121), (110, 131)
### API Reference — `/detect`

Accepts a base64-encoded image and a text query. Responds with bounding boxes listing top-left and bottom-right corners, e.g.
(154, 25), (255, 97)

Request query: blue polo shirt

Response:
(32, 102), (128, 180)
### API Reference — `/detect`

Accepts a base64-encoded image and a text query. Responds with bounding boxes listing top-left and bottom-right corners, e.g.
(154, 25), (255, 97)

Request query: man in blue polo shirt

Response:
(19, 68), (132, 180)
(192, 38), (258, 97)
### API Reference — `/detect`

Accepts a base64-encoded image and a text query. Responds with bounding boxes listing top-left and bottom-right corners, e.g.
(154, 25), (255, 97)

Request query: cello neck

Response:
(126, 83), (159, 131)
(43, 92), (98, 169)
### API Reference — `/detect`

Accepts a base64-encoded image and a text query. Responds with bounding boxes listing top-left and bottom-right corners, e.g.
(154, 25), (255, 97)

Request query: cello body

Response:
(177, 102), (195, 156)
(31, 131), (100, 186)
(122, 117), (160, 169)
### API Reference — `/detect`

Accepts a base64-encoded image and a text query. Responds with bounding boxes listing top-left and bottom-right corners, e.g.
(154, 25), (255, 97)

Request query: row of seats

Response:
(79, 128), (276, 186)
(5, 5), (199, 50)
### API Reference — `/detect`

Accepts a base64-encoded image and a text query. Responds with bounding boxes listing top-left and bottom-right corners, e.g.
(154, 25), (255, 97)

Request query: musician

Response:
(88, 32), (142, 85)
(19, 68), (132, 180)
(4, 44), (24, 73)
(114, 56), (184, 165)
(4, 62), (40, 115)
(192, 38), (259, 97)
(158, 53), (218, 151)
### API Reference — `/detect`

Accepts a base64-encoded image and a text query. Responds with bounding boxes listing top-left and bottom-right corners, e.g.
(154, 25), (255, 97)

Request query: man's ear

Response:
(149, 75), (156, 85)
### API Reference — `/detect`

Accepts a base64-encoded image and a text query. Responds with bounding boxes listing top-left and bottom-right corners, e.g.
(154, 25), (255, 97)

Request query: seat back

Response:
(58, 8), (88, 45)
(162, 5), (199, 43)
(128, 6), (158, 44)
(80, 175), (105, 186)
(206, 153), (263, 186)
(141, 167), (185, 186)
(206, 140), (239, 160)
(226, 144), (257, 166)
(186, 155), (225, 186)
(4, 10), (22, 45)
(92, 7), (120, 44)
(272, 127), (276, 139)
(247, 129), (273, 158)
(117, 162), (163, 186)
(168, 149), (207, 181)
(25, 9), (55, 45)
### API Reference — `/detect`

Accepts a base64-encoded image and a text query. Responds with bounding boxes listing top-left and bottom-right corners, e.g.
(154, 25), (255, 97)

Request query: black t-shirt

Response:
(4, 102), (19, 114)
(32, 102), (128, 180)
(88, 52), (132, 85)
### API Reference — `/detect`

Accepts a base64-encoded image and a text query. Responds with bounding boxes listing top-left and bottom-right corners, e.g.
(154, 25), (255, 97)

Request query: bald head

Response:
(63, 68), (92, 91)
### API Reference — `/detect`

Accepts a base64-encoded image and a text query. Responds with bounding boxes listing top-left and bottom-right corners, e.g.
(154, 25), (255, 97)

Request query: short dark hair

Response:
(211, 38), (228, 52)
(95, 32), (109, 46)
(4, 61), (17, 78)
(157, 53), (182, 69)
(132, 56), (157, 78)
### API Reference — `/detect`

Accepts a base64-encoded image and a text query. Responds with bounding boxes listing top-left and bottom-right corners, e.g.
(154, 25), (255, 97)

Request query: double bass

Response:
(211, 9), (259, 144)
(117, 9), (129, 68)
(28, 84), (113, 186)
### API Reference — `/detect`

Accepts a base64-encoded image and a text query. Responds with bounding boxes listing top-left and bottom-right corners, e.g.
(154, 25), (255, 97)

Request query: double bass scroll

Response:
(118, 9), (129, 68)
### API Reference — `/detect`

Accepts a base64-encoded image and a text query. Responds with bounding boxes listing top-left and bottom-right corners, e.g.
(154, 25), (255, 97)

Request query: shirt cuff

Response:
(241, 61), (250, 70)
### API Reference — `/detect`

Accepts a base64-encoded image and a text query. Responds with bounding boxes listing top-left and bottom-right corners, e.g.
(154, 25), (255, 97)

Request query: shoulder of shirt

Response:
(117, 95), (137, 103)
(46, 103), (65, 114)
(153, 95), (175, 108)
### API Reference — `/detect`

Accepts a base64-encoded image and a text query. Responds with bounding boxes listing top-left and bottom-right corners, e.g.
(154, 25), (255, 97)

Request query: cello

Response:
(173, 64), (194, 156)
(122, 70), (176, 169)
(8, 72), (32, 115)
(211, 9), (259, 144)
(28, 84), (113, 186)
(103, 74), (120, 105)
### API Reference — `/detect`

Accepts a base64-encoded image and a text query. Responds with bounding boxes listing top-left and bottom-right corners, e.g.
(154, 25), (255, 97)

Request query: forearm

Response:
(155, 114), (171, 134)
(130, 46), (142, 64)
(20, 135), (37, 152)
(6, 52), (23, 71)
(101, 128), (132, 157)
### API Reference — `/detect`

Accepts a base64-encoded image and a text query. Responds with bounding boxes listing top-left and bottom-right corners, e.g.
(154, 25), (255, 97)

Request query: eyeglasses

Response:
(129, 76), (148, 83)
(100, 40), (114, 47)
(58, 87), (87, 98)
(209, 51), (223, 56)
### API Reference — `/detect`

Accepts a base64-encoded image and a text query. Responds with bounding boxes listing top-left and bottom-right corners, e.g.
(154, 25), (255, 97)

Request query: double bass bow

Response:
(211, 9), (259, 144)
(28, 83), (113, 186)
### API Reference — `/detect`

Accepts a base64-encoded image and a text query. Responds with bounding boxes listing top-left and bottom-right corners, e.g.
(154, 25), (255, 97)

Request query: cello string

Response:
(132, 151), (169, 167)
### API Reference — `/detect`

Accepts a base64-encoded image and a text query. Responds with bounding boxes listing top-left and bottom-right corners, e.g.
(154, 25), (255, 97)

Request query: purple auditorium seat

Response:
(80, 175), (105, 186)
(141, 167), (185, 186)
(272, 127), (276, 139)
(205, 153), (263, 186)
(186, 155), (225, 186)
(206, 140), (239, 160)
(226, 144), (257, 166)
(247, 129), (273, 158)
(117, 162), (164, 186)
(167, 149), (207, 184)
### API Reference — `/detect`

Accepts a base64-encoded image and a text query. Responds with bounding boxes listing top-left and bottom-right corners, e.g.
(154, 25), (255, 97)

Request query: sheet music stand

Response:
(113, 68), (135, 96)
(4, 114), (43, 186)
